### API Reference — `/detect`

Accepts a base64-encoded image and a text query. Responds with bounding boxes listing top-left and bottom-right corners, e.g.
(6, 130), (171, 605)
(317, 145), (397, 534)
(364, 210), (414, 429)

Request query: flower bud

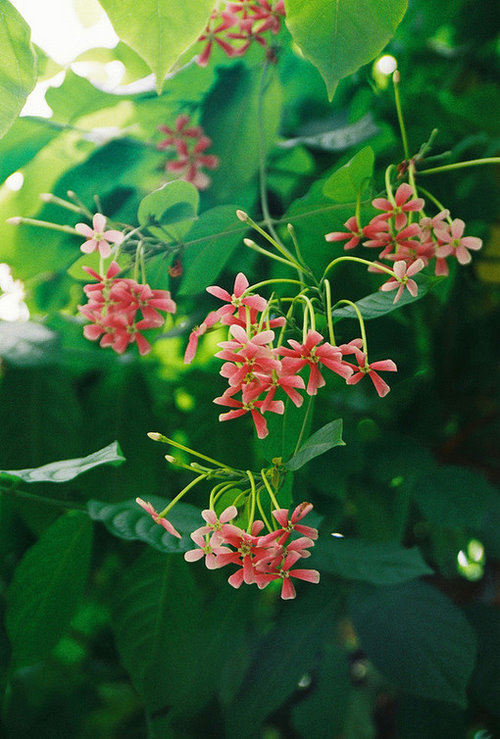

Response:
(236, 209), (248, 222)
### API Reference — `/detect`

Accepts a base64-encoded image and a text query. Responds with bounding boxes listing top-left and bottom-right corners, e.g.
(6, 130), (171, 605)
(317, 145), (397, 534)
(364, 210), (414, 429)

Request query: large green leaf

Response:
(178, 205), (244, 295)
(285, 419), (345, 471)
(201, 64), (282, 201)
(0, 0), (37, 139)
(112, 550), (203, 710)
(97, 0), (214, 92)
(0, 116), (60, 184)
(1, 441), (125, 483)
(323, 146), (375, 201)
(88, 495), (201, 552)
(285, 0), (408, 99)
(349, 580), (477, 707)
(137, 180), (199, 241)
(313, 537), (433, 585)
(6, 511), (93, 666)
(333, 274), (439, 321)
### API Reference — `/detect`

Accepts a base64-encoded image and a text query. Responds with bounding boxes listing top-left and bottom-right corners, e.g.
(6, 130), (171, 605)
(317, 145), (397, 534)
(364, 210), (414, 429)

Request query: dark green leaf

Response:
(349, 580), (477, 707)
(137, 180), (199, 241)
(285, 0), (408, 99)
(178, 205), (244, 295)
(0, 0), (37, 139)
(333, 274), (439, 322)
(87, 495), (201, 552)
(313, 537), (433, 585)
(6, 511), (93, 666)
(1, 441), (125, 483)
(279, 114), (379, 153)
(285, 419), (345, 471)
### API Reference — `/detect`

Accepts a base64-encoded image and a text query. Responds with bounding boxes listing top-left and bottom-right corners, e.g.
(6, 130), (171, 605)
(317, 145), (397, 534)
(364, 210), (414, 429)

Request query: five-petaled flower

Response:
(75, 213), (124, 259)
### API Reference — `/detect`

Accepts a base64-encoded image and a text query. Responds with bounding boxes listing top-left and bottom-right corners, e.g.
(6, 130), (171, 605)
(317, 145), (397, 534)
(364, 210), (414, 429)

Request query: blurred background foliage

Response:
(0, 0), (499, 736)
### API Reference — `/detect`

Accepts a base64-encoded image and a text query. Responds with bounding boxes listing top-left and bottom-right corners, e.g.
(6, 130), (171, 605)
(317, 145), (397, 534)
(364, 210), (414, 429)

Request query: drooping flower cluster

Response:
(325, 182), (482, 294)
(79, 260), (176, 355)
(184, 502), (320, 600)
(184, 272), (398, 436)
(157, 115), (219, 190)
(196, 0), (286, 66)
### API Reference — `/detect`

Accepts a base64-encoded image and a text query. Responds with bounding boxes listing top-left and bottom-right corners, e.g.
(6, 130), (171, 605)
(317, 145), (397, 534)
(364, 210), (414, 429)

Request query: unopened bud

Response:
(67, 190), (76, 199)
(236, 209), (248, 222)
(147, 431), (162, 441)
(287, 223), (296, 235)
(243, 238), (257, 247)
(165, 455), (176, 463)
(392, 70), (400, 84)
(39, 193), (53, 202)
(6, 217), (22, 225)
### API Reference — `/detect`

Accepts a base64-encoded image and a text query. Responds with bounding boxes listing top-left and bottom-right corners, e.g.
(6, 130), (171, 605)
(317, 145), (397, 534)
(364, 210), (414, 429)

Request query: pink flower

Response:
(344, 349), (397, 397)
(135, 497), (181, 538)
(157, 114), (203, 151)
(183, 529), (232, 569)
(325, 216), (364, 250)
(279, 330), (353, 395)
(255, 551), (320, 600)
(372, 183), (425, 230)
(196, 11), (240, 67)
(184, 310), (220, 364)
(75, 213), (124, 259)
(434, 218), (482, 265)
(379, 258), (425, 303)
(214, 389), (284, 439)
(207, 272), (267, 314)
(272, 502), (319, 541)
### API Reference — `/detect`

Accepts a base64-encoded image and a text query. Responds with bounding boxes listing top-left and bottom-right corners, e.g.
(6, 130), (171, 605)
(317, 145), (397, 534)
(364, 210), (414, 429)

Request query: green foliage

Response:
(333, 274), (439, 321)
(137, 180), (199, 241)
(88, 496), (201, 552)
(0, 0), (37, 140)
(350, 580), (477, 707)
(313, 537), (434, 584)
(6, 511), (93, 666)
(285, 0), (408, 98)
(1, 441), (125, 483)
(96, 0), (214, 92)
(285, 418), (345, 471)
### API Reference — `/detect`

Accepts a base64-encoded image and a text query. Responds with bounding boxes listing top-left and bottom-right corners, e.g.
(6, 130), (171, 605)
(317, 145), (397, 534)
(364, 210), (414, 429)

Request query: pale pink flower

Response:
(434, 218), (482, 265)
(379, 258), (425, 303)
(372, 183), (425, 230)
(75, 213), (124, 259)
(207, 272), (267, 314)
(184, 529), (232, 569)
(135, 497), (181, 538)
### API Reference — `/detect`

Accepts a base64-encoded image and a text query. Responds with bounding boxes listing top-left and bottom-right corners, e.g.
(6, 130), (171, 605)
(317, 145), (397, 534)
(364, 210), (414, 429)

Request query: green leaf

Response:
(179, 205), (243, 295)
(333, 274), (439, 322)
(349, 580), (477, 707)
(74, 42), (152, 85)
(112, 550), (203, 710)
(87, 496), (201, 553)
(0, 116), (60, 184)
(313, 537), (433, 585)
(137, 180), (199, 241)
(6, 511), (93, 666)
(285, 419), (345, 471)
(285, 0), (408, 99)
(323, 145), (375, 201)
(0, 0), (37, 139)
(1, 441), (125, 483)
(201, 64), (282, 200)
(97, 0), (214, 92)
(280, 114), (379, 154)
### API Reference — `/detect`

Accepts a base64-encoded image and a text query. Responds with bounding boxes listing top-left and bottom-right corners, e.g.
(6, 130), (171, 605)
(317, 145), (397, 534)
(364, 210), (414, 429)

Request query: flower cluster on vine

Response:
(157, 115), (219, 190)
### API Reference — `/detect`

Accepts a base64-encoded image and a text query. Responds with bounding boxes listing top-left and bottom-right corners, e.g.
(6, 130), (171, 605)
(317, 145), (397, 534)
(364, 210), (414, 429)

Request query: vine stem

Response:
(260, 469), (281, 511)
(293, 395), (314, 456)
(147, 432), (233, 471)
(333, 299), (368, 356)
(393, 71), (410, 160)
(418, 157), (500, 175)
(158, 474), (207, 517)
(322, 255), (396, 282)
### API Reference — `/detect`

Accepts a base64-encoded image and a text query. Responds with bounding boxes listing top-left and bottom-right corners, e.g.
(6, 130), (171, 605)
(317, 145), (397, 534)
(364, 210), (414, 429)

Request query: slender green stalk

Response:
(243, 238), (301, 270)
(147, 432), (233, 471)
(246, 470), (257, 533)
(6, 217), (80, 235)
(333, 299), (368, 356)
(260, 469), (281, 510)
(393, 71), (410, 160)
(419, 157), (500, 176)
(255, 487), (274, 531)
(322, 255), (396, 282)
(293, 395), (314, 456)
(158, 474), (207, 517)
(323, 279), (335, 345)
(248, 277), (306, 293)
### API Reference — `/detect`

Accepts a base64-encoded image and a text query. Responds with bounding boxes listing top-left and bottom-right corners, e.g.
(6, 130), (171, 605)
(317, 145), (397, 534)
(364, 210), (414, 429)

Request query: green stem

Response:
(248, 277), (305, 293)
(333, 299), (368, 356)
(255, 487), (274, 532)
(158, 473), (207, 517)
(293, 395), (314, 456)
(246, 470), (257, 533)
(147, 433), (233, 471)
(393, 71), (410, 160)
(6, 217), (80, 235)
(243, 238), (302, 270)
(260, 469), (281, 510)
(322, 255), (396, 282)
(323, 279), (335, 345)
(418, 157), (500, 175)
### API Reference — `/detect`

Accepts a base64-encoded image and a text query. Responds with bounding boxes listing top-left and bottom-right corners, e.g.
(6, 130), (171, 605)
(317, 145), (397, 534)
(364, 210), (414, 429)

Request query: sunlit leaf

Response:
(323, 146), (375, 201)
(285, 419), (345, 471)
(0, 0), (37, 139)
(285, 0), (408, 99)
(96, 0), (214, 92)
(137, 180), (199, 241)
(0, 441), (125, 483)
(6, 512), (93, 666)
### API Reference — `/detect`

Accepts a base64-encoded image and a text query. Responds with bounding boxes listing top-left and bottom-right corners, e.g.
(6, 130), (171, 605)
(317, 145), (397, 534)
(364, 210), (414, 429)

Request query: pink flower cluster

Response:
(184, 273), (397, 436)
(196, 0), (285, 66)
(79, 261), (176, 355)
(157, 115), (219, 190)
(325, 183), (482, 294)
(184, 502), (320, 600)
